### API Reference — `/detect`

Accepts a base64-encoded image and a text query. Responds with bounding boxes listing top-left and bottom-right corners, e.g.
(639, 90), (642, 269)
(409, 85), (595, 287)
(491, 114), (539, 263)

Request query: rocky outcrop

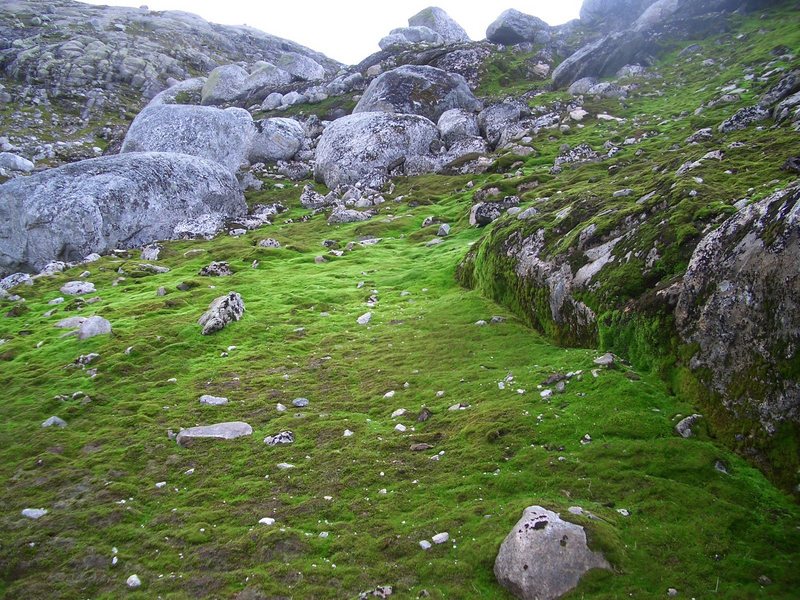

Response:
(198, 292), (245, 335)
(0, 152), (245, 276)
(120, 105), (254, 172)
(380, 27), (443, 51)
(486, 9), (551, 45)
(314, 112), (441, 189)
(248, 118), (305, 163)
(494, 506), (611, 600)
(353, 65), (481, 123)
(675, 182), (800, 435)
(408, 7), (470, 43)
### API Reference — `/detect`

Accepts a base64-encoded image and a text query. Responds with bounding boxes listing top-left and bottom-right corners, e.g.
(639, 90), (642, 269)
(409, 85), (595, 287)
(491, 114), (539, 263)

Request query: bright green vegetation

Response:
(459, 4), (800, 491)
(1, 176), (799, 598)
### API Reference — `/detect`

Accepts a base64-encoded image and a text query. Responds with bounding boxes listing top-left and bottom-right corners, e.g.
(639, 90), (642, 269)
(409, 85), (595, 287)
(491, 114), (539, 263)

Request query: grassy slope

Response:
(0, 176), (798, 599)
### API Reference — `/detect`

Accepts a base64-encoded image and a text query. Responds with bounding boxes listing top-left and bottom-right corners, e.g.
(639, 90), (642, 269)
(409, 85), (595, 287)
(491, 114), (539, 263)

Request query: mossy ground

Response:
(1, 175), (799, 599)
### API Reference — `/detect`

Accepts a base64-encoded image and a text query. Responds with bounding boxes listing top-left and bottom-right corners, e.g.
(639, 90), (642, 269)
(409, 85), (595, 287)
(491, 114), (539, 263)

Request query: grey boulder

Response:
(0, 152), (245, 276)
(408, 6), (470, 43)
(0, 152), (34, 173)
(249, 118), (305, 163)
(77, 316), (112, 340)
(120, 104), (254, 173)
(494, 506), (611, 600)
(176, 421), (253, 446)
(42, 416), (68, 428)
(486, 9), (551, 45)
(198, 292), (245, 335)
(314, 112), (441, 189)
(437, 108), (480, 148)
(275, 52), (325, 81)
(201, 64), (249, 105)
(239, 63), (292, 97)
(354, 65), (481, 123)
(380, 26), (443, 51)
(60, 281), (96, 296)
(580, 0), (659, 30)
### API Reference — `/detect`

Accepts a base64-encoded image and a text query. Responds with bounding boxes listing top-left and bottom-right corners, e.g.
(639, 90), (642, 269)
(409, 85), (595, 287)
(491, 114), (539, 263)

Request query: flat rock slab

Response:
(494, 505), (611, 600)
(199, 394), (229, 406)
(60, 281), (96, 296)
(176, 421), (252, 447)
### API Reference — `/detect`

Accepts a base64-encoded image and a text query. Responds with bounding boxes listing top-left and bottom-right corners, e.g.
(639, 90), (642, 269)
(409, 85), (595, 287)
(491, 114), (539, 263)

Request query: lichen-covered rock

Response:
(275, 52), (325, 81)
(314, 112), (440, 189)
(249, 118), (305, 163)
(0, 152), (245, 276)
(176, 421), (253, 446)
(486, 9), (551, 45)
(494, 505), (611, 600)
(239, 63), (292, 97)
(146, 77), (206, 107)
(201, 64), (249, 105)
(470, 196), (520, 227)
(675, 182), (800, 435)
(478, 102), (524, 149)
(408, 6), (470, 43)
(198, 292), (245, 335)
(328, 206), (375, 225)
(120, 105), (254, 172)
(718, 105), (771, 133)
(437, 109), (480, 148)
(354, 65), (481, 123)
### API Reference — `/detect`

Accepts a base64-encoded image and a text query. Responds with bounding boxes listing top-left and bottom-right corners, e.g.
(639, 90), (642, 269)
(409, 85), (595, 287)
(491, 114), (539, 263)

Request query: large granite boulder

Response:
(379, 26), (443, 51)
(486, 9), (551, 45)
(0, 152), (245, 276)
(354, 65), (481, 123)
(437, 108), (480, 147)
(249, 118), (305, 163)
(408, 6), (471, 43)
(201, 64), (249, 105)
(675, 181), (800, 435)
(314, 112), (441, 189)
(239, 62), (293, 97)
(494, 506), (611, 600)
(120, 104), (254, 172)
(275, 52), (326, 81)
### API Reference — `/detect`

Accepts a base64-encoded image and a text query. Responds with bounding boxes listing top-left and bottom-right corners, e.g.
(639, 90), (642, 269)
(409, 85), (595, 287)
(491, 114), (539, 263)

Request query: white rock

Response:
(432, 532), (449, 544)
(383, 390), (396, 399)
(419, 540), (432, 550)
(155, 481), (167, 489)
(21, 508), (48, 519)
(199, 394), (228, 406)
(126, 574), (141, 588)
(394, 424), (407, 432)
(277, 462), (295, 470)
(357, 312), (372, 325)
(391, 408), (407, 418)
(343, 429), (354, 437)
(259, 517), (275, 525)
(41, 416), (67, 428)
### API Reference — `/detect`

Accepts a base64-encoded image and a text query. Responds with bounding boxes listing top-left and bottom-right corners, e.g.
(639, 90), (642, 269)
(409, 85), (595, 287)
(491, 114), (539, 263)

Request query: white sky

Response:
(79, 1), (584, 65)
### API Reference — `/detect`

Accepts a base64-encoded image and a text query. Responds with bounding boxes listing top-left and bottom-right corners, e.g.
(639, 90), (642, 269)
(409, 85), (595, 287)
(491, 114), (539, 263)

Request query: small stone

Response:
(391, 408), (407, 418)
(264, 431), (295, 446)
(593, 353), (616, 367)
(21, 508), (48, 519)
(126, 574), (141, 588)
(448, 403), (469, 411)
(758, 575), (773, 586)
(259, 517), (276, 525)
(395, 424), (407, 432)
(675, 414), (703, 438)
(292, 397), (309, 408)
(419, 540), (432, 550)
(714, 460), (729, 474)
(343, 429), (354, 437)
(437, 223), (451, 236)
(384, 390), (396, 399)
(60, 281), (96, 296)
(199, 394), (228, 406)
(432, 532), (449, 544)
(617, 508), (630, 517)
(417, 407), (433, 422)
(580, 434), (592, 445)
(475, 320), (488, 326)
(319, 531), (329, 538)
(42, 416), (67, 428)
(276, 462), (295, 470)
(410, 443), (434, 451)
(357, 312), (372, 325)
(667, 589), (678, 597)
(435, 390), (445, 398)
(276, 403), (287, 412)
(155, 481), (167, 489)
(540, 389), (553, 399)
(77, 316), (112, 340)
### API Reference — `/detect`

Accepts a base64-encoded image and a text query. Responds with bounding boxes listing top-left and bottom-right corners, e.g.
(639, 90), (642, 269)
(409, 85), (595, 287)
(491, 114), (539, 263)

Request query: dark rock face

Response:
(486, 9), (551, 45)
(552, 32), (657, 88)
(580, 0), (659, 30)
(675, 182), (800, 436)
(0, 152), (245, 276)
(353, 65), (481, 123)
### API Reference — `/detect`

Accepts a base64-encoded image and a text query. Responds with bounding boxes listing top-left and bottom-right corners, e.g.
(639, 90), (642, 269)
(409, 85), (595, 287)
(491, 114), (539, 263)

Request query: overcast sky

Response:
(79, 1), (584, 64)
